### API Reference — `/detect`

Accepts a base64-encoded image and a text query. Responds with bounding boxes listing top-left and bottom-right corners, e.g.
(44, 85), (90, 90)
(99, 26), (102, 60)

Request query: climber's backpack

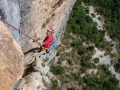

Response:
(49, 39), (57, 50)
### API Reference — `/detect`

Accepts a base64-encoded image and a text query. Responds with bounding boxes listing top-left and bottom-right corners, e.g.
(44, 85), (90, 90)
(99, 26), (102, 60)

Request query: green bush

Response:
(106, 47), (113, 54)
(82, 60), (96, 69)
(51, 80), (58, 90)
(110, 43), (114, 47)
(91, 13), (96, 18)
(111, 52), (119, 58)
(56, 50), (61, 56)
(94, 58), (99, 63)
(85, 7), (89, 14)
(87, 46), (94, 51)
(83, 75), (119, 90)
(51, 65), (65, 75)
(98, 16), (103, 22)
(68, 59), (73, 65)
(73, 72), (83, 84)
(101, 64), (109, 72)
(114, 58), (120, 73)
(64, 31), (72, 39)
(70, 87), (77, 90)
(74, 72), (81, 80)
(103, 79), (119, 90)
(86, 15), (93, 23)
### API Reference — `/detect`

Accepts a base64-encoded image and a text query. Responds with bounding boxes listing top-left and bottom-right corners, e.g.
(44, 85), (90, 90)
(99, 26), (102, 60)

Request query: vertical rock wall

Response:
(0, 1), (24, 90)
(19, 0), (76, 52)
(40, 0), (77, 63)
(19, 0), (76, 64)
(0, 21), (24, 90)
(0, 0), (76, 89)
(0, 0), (21, 45)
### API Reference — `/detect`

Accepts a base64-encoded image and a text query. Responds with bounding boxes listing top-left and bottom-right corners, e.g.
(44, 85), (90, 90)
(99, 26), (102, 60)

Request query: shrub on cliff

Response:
(114, 58), (120, 73)
(51, 65), (65, 75)
(51, 80), (58, 90)
(94, 58), (99, 63)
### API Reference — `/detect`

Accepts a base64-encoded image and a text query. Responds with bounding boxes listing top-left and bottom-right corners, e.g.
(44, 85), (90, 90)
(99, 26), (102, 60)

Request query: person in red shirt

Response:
(42, 28), (54, 49)
(35, 28), (54, 67)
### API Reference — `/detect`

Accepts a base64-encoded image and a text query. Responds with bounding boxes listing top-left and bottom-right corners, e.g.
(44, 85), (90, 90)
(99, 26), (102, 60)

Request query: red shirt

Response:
(43, 35), (53, 49)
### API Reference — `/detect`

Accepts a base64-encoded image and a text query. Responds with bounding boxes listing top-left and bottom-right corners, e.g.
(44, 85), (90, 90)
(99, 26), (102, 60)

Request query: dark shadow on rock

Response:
(23, 62), (36, 78)
(24, 47), (40, 55)
(0, 9), (5, 19)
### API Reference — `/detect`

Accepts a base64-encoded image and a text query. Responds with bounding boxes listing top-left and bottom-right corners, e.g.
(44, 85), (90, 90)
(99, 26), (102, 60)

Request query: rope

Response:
(0, 18), (41, 46)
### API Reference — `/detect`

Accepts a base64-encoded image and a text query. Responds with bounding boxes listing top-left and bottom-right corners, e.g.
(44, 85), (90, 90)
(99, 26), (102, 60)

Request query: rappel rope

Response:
(0, 18), (41, 46)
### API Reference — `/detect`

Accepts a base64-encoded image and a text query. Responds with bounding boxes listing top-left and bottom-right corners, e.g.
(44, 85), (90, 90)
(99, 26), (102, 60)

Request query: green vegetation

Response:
(68, 59), (73, 65)
(83, 0), (120, 54)
(82, 64), (119, 90)
(94, 58), (99, 63)
(50, 0), (120, 89)
(50, 65), (65, 75)
(67, 1), (113, 54)
(51, 80), (58, 90)
(81, 60), (96, 69)
(83, 0), (120, 75)
(114, 58), (120, 73)
(56, 50), (61, 56)
(111, 52), (119, 58)
(83, 75), (119, 90)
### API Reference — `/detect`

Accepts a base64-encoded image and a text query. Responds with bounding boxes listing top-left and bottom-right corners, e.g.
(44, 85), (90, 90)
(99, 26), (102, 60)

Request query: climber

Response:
(35, 28), (54, 67)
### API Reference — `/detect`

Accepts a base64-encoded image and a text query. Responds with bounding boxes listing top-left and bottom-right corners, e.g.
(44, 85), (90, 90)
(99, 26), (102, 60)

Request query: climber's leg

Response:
(36, 50), (46, 60)
(35, 50), (46, 67)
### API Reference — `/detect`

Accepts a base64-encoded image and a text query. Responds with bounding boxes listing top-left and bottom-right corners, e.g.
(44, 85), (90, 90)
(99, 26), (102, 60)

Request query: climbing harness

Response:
(0, 18), (41, 46)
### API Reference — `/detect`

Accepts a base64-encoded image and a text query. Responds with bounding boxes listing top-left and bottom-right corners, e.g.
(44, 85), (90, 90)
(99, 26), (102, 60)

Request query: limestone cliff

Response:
(0, 0), (21, 45)
(19, 0), (76, 64)
(19, 0), (75, 51)
(0, 0), (76, 90)
(0, 21), (24, 90)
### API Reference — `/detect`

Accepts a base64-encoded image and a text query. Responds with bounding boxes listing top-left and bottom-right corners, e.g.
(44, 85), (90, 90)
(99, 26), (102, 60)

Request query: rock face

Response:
(15, 1), (76, 89)
(0, 0), (76, 89)
(19, 0), (76, 64)
(0, 0), (21, 45)
(14, 64), (54, 90)
(19, 0), (76, 52)
(0, 21), (24, 90)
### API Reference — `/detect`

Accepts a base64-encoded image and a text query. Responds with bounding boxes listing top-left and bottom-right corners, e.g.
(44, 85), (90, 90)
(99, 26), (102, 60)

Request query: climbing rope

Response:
(0, 18), (41, 46)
